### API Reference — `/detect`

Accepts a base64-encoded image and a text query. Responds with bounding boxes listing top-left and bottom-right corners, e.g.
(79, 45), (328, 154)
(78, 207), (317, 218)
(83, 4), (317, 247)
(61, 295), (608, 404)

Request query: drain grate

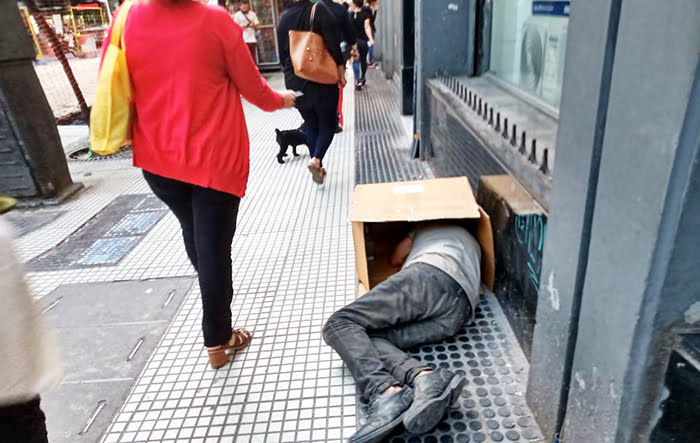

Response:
(28, 194), (167, 271)
(358, 295), (544, 443)
(68, 146), (133, 162)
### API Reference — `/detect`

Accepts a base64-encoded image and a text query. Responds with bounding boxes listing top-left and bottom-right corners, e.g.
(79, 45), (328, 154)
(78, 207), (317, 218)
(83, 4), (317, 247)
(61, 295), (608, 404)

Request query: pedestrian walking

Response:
(0, 211), (63, 443)
(349, 0), (374, 90)
(367, 0), (379, 67)
(100, 0), (295, 369)
(233, 2), (260, 64)
(277, 0), (346, 185)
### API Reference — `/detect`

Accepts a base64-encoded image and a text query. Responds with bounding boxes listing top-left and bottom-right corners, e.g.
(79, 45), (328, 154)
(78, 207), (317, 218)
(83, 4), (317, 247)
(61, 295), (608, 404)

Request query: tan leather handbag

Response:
(289, 3), (339, 85)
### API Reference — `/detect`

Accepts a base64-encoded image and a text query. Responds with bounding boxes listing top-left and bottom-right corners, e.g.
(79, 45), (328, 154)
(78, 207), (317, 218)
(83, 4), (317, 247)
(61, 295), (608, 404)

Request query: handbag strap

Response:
(309, 3), (318, 31)
(111, 0), (135, 51)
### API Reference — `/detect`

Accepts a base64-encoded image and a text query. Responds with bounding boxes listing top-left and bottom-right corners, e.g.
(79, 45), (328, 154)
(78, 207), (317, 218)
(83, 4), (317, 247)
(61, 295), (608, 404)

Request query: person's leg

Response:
(310, 85), (340, 163)
(369, 291), (469, 386)
(297, 101), (319, 158)
(337, 86), (344, 127)
(371, 336), (430, 387)
(322, 263), (465, 401)
(247, 43), (257, 63)
(358, 40), (369, 83)
(368, 44), (374, 64)
(142, 170), (198, 271)
(352, 58), (361, 84)
(367, 267), (470, 435)
(190, 186), (241, 347)
(0, 396), (49, 443)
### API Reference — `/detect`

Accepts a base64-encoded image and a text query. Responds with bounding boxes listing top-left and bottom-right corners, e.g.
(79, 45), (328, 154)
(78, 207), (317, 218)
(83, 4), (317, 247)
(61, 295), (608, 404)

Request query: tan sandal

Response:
(206, 328), (253, 369)
(308, 159), (325, 184)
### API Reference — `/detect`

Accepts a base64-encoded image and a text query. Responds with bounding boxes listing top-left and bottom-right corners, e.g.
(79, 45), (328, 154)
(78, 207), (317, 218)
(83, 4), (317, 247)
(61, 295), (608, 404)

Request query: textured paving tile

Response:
(98, 79), (359, 443)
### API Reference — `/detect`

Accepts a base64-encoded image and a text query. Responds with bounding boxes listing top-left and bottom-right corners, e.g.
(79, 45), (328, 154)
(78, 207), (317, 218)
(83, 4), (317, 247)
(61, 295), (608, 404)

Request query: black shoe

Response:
(403, 369), (466, 435)
(350, 388), (414, 443)
(335, 125), (343, 133)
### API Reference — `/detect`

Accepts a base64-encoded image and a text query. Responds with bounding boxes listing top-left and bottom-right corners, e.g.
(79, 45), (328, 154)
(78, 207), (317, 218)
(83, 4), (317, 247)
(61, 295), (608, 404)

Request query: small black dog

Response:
(275, 128), (307, 164)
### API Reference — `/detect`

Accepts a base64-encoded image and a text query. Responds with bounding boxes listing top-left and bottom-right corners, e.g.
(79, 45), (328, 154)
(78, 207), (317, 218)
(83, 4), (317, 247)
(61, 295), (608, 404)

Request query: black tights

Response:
(143, 171), (240, 347)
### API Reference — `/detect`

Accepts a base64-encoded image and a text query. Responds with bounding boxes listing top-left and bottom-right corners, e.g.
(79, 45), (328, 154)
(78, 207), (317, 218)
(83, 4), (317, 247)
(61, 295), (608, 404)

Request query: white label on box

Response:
(392, 184), (425, 195)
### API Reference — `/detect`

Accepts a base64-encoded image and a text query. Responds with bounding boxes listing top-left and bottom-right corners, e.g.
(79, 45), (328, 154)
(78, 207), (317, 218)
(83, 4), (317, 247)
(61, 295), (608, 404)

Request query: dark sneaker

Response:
(349, 387), (414, 443)
(403, 369), (466, 435)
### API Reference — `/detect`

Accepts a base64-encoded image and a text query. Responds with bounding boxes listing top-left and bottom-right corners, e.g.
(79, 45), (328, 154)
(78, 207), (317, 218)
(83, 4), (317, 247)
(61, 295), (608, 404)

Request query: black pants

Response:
(296, 82), (339, 162)
(353, 39), (369, 83)
(143, 171), (241, 347)
(322, 263), (471, 401)
(0, 397), (48, 443)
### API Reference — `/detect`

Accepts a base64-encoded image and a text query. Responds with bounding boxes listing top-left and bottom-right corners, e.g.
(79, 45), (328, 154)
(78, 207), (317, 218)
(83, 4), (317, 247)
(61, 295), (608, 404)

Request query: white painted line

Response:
(162, 289), (176, 308)
(62, 378), (133, 385)
(79, 400), (106, 435)
(42, 297), (62, 314)
(127, 337), (144, 362)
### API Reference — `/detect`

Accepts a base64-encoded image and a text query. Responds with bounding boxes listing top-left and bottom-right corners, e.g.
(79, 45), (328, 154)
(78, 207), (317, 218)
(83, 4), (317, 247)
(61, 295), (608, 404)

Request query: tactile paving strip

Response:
(355, 68), (431, 185)
(357, 294), (544, 443)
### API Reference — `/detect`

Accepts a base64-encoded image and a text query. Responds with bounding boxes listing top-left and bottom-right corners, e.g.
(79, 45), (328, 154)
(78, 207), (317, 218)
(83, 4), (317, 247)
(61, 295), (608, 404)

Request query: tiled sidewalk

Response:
(10, 71), (545, 443)
(93, 79), (358, 443)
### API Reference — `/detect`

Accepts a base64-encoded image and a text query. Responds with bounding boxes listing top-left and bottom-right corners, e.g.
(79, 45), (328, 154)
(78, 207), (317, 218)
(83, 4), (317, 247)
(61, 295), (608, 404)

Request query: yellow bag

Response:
(90, 1), (135, 156)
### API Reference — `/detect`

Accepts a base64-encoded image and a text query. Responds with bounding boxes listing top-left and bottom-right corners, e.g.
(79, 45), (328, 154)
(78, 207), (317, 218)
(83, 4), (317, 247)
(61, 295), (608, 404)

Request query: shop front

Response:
(228, 0), (297, 68)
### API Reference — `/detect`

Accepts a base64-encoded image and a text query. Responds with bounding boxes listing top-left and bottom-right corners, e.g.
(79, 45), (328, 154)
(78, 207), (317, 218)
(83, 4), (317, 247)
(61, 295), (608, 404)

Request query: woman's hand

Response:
(279, 90), (296, 108)
(369, 39), (375, 47)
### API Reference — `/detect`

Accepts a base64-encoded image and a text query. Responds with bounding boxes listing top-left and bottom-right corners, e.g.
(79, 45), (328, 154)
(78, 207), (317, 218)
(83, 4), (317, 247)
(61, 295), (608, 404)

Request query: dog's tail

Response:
(275, 128), (281, 135)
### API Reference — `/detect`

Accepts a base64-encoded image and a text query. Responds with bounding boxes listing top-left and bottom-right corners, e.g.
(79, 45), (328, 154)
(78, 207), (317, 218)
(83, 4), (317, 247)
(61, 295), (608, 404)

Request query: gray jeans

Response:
(322, 263), (471, 401)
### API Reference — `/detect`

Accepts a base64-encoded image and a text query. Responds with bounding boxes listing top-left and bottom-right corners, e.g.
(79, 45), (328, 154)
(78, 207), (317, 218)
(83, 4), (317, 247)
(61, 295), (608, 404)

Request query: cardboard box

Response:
(350, 177), (495, 297)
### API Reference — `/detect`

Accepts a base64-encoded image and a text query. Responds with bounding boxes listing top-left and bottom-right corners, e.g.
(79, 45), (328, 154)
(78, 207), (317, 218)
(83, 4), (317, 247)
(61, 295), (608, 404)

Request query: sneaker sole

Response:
(350, 411), (408, 443)
(403, 375), (467, 435)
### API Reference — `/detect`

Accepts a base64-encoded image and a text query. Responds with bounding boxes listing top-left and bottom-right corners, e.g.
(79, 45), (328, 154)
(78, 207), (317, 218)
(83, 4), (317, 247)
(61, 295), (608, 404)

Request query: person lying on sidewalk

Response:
(323, 222), (481, 443)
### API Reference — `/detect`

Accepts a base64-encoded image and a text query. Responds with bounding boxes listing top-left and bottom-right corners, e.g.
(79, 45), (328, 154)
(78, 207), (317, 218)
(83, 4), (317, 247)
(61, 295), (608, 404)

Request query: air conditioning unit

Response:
(520, 16), (568, 106)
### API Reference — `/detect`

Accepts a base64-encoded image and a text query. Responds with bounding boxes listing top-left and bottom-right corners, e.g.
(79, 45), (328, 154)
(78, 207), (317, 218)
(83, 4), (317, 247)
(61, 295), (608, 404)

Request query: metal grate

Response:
(357, 294), (544, 443)
(28, 194), (167, 271)
(355, 69), (430, 185)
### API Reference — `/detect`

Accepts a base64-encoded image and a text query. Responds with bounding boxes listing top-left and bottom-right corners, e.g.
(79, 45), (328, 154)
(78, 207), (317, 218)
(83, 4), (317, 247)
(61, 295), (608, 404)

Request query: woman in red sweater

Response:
(104, 0), (295, 369)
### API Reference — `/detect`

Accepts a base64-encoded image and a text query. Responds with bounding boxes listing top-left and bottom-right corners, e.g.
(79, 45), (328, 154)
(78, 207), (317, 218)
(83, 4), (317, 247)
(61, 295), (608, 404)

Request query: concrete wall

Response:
(527, 0), (700, 440)
(415, 0), (475, 154)
(559, 0), (700, 439)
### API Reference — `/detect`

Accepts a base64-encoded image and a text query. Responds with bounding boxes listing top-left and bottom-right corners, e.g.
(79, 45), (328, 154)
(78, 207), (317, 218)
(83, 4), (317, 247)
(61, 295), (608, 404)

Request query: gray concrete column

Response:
(560, 0), (700, 440)
(414, 0), (475, 157)
(525, 0), (623, 437)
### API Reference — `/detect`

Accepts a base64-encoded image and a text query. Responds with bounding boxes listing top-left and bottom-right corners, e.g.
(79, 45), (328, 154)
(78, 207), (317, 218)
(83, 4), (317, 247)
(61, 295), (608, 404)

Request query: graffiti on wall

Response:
(514, 214), (546, 291)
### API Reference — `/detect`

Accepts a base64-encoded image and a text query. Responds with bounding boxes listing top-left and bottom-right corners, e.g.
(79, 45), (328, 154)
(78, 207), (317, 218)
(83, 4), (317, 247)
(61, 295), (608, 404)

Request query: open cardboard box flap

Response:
(350, 177), (495, 295)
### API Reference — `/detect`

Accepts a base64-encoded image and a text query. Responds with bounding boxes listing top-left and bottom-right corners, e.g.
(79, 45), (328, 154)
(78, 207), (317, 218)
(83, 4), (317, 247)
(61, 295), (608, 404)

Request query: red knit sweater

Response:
(102, 1), (283, 197)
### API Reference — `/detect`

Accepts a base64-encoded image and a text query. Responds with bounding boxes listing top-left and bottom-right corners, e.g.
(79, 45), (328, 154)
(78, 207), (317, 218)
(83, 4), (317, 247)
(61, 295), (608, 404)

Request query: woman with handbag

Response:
(98, 0), (296, 369)
(277, 0), (346, 184)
